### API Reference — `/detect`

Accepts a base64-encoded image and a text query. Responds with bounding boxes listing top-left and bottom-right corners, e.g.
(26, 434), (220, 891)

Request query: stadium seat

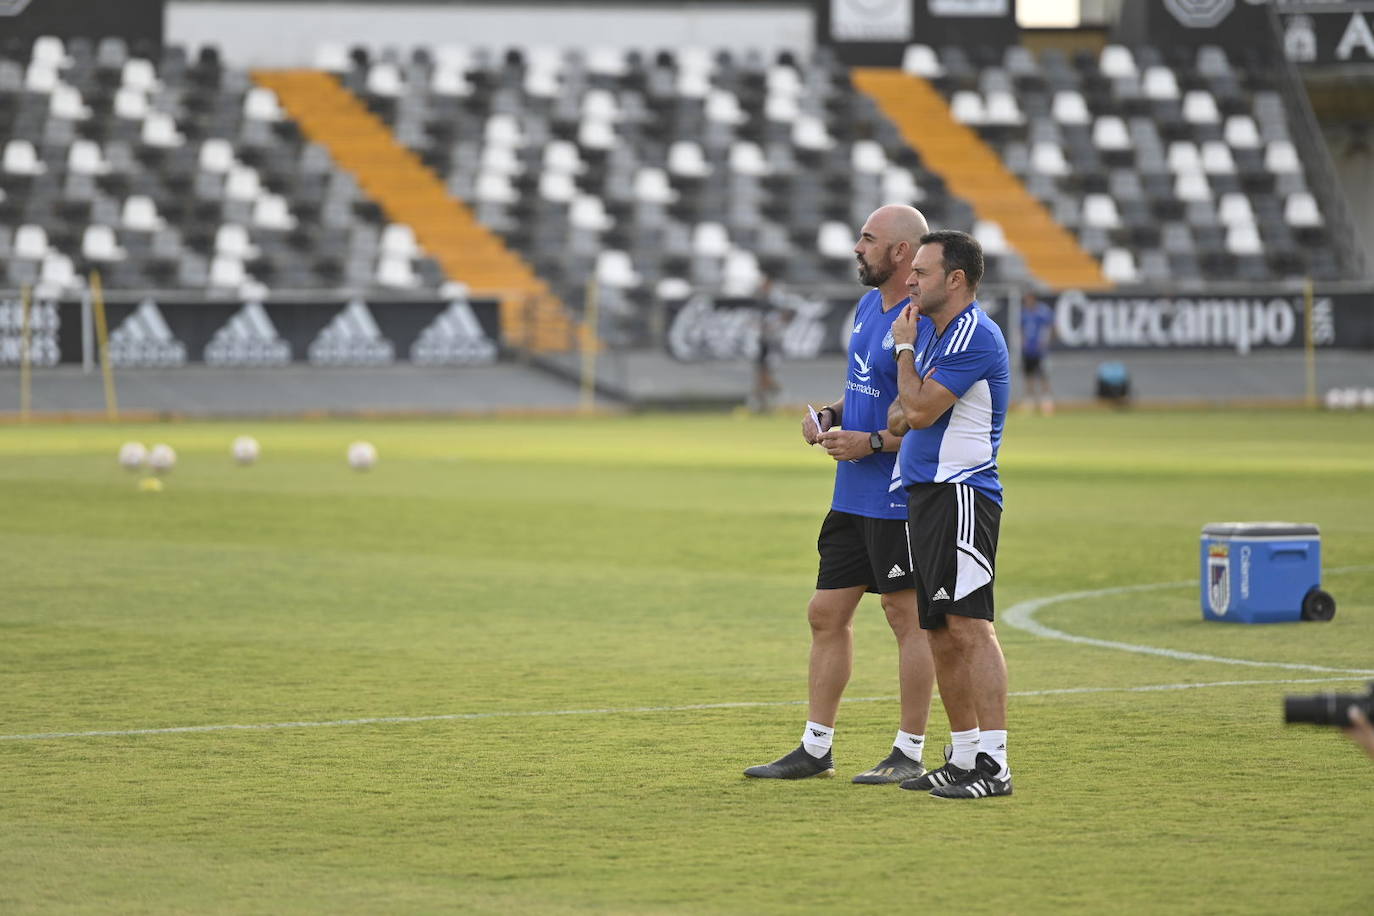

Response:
(142, 112), (185, 148)
(985, 91), (1024, 126)
(902, 45), (944, 79)
(789, 115), (832, 150)
(1030, 141), (1070, 176)
(3, 140), (46, 175)
(1167, 141), (1204, 175)
(1099, 45), (1137, 79)
(633, 168), (678, 204)
(1182, 90), (1221, 125)
(376, 252), (420, 288)
(951, 91), (987, 125)
(1224, 114), (1262, 149)
(1201, 141), (1236, 175)
(882, 166), (922, 202)
(1284, 191), (1323, 228)
(974, 219), (1010, 255)
(1052, 90), (1091, 124)
(1141, 66), (1180, 101)
(121, 195), (164, 231)
(67, 140), (111, 176)
(570, 195), (613, 232)
(243, 87), (283, 122)
(1082, 193), (1122, 228)
(81, 224), (127, 262)
(214, 223), (258, 259)
(24, 60), (60, 94)
(37, 251), (81, 295)
(50, 84), (92, 120)
(252, 195), (297, 230)
(596, 249), (640, 289)
(1101, 246), (1139, 283)
(208, 253), (247, 289)
(31, 35), (71, 69)
(1264, 140), (1301, 174)
(816, 220), (851, 260)
(122, 58), (159, 94)
(366, 62), (405, 98)
(14, 223), (50, 260)
(1225, 223), (1263, 256)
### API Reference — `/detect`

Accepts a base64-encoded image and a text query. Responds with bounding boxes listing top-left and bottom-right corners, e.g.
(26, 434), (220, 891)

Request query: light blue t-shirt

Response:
(895, 301), (1010, 507)
(831, 289), (908, 521)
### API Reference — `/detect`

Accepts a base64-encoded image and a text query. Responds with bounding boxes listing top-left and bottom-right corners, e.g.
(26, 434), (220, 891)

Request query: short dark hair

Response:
(920, 230), (984, 292)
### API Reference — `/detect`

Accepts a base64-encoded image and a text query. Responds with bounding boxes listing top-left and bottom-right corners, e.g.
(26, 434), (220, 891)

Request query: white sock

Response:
(980, 729), (1009, 775)
(801, 721), (833, 758)
(895, 730), (925, 762)
(950, 727), (980, 769)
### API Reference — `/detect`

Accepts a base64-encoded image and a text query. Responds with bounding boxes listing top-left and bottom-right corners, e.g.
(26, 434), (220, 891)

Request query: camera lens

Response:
(1285, 693), (1354, 726)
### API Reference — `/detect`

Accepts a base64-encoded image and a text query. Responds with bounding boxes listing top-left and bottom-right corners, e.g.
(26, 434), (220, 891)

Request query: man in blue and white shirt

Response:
(745, 205), (936, 784)
(888, 229), (1014, 799)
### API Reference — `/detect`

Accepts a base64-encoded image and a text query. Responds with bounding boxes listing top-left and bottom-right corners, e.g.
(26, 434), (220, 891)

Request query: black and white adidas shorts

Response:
(816, 510), (916, 595)
(904, 482), (1001, 629)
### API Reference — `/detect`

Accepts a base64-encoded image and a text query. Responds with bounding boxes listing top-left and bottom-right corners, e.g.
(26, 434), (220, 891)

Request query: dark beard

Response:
(857, 260), (892, 288)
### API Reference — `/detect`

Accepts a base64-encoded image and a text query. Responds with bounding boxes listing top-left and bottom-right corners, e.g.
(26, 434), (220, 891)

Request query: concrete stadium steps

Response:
(252, 69), (579, 352)
(852, 68), (1110, 291)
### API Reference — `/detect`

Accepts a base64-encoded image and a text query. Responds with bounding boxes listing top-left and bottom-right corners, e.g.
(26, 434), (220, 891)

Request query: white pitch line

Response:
(1002, 566), (1374, 676)
(1, 676), (1368, 743)
(4, 568), (1370, 744)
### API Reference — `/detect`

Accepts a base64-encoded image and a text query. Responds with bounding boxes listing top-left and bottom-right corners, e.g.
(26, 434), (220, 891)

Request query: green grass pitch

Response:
(1, 408), (1371, 914)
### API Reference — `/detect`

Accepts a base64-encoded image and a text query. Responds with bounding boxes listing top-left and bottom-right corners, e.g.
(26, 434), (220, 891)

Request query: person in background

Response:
(749, 276), (786, 413)
(1019, 289), (1055, 415)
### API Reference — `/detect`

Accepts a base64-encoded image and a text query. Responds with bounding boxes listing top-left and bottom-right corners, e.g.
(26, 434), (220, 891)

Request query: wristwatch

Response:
(869, 431), (883, 453)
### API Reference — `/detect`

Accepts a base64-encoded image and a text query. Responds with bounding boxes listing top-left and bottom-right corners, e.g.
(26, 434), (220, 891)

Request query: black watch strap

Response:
(869, 431), (883, 452)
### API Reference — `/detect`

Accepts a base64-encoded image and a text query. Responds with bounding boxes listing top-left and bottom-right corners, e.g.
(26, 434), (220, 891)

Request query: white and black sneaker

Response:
(743, 744), (835, 779)
(929, 752), (1013, 799)
(852, 747), (926, 785)
(898, 744), (971, 791)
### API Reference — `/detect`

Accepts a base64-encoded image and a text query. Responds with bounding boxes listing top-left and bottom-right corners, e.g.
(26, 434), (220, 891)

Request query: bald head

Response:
(869, 204), (930, 247)
(855, 204), (930, 290)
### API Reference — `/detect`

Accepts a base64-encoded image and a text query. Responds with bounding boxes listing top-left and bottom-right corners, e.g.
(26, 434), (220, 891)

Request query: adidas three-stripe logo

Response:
(887, 564), (904, 578)
(960, 773), (1010, 798)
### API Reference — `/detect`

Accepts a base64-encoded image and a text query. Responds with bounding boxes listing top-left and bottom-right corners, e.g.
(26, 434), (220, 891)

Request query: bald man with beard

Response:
(745, 205), (938, 783)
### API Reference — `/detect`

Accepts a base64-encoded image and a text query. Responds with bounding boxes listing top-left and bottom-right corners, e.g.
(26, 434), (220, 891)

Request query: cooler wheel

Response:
(1300, 587), (1336, 622)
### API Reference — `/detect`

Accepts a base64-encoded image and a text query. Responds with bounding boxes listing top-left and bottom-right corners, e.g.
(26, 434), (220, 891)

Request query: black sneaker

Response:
(898, 744), (972, 791)
(743, 744), (835, 779)
(929, 752), (1013, 799)
(852, 747), (926, 784)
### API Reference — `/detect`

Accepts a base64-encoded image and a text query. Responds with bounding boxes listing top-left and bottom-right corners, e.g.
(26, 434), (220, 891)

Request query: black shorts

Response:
(1022, 354), (1045, 377)
(816, 510), (916, 594)
(904, 483), (1001, 629)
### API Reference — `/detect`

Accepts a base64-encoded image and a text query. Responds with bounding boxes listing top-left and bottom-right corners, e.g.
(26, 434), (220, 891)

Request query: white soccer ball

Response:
(118, 441), (148, 471)
(231, 435), (260, 465)
(347, 440), (377, 471)
(147, 443), (177, 474)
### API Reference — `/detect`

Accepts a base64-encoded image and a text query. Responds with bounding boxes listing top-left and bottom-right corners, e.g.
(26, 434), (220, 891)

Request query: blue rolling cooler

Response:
(1200, 523), (1334, 623)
